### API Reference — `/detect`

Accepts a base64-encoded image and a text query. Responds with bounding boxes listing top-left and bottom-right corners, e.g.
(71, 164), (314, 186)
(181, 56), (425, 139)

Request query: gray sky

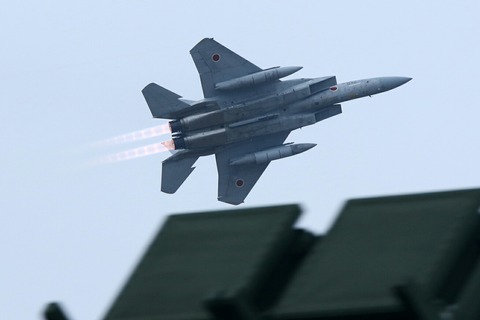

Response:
(2, 1), (479, 319)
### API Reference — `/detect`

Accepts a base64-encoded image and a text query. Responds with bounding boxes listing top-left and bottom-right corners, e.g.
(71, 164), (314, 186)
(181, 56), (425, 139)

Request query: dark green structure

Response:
(45, 189), (480, 320)
(271, 189), (480, 320)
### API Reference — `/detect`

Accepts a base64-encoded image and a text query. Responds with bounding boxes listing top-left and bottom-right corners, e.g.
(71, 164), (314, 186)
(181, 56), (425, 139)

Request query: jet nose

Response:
(380, 77), (412, 92)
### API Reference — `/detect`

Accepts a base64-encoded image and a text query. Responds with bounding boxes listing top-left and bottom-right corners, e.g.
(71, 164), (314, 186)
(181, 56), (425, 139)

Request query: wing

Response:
(215, 131), (290, 205)
(190, 38), (262, 98)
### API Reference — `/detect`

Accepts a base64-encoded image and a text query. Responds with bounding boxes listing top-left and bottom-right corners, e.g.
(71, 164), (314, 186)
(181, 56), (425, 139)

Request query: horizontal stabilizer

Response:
(161, 155), (199, 193)
(142, 83), (191, 119)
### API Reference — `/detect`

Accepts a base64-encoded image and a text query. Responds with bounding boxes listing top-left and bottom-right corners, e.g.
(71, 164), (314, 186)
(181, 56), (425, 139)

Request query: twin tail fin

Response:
(142, 83), (191, 119)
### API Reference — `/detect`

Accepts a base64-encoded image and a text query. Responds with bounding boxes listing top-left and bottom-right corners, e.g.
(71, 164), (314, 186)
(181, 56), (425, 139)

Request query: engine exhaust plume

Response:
(94, 124), (171, 146)
(92, 140), (174, 165)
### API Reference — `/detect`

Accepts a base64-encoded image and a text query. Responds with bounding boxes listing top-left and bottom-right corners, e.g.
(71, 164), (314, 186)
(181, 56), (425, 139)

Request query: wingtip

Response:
(217, 196), (243, 205)
(191, 38), (219, 53)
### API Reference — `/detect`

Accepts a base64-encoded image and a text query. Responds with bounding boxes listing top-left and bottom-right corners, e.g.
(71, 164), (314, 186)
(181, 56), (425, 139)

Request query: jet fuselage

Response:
(170, 76), (411, 150)
(142, 38), (412, 204)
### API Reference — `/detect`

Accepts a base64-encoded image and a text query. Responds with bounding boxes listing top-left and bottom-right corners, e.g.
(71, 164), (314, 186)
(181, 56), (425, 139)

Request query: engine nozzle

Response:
(172, 136), (186, 150)
(169, 120), (182, 134)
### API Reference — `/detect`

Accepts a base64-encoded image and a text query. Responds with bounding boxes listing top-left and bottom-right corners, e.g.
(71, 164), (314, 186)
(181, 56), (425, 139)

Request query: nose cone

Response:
(380, 77), (412, 92)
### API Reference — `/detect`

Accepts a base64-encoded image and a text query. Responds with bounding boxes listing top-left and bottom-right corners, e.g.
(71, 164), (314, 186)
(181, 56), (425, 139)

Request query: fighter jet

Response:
(142, 38), (411, 205)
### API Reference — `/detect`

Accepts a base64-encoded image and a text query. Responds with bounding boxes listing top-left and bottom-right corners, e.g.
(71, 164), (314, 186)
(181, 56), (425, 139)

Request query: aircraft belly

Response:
(178, 113), (316, 150)
(227, 114), (316, 141)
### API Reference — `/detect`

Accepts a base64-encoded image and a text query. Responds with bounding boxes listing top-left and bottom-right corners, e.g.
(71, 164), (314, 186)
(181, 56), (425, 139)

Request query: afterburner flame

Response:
(94, 124), (171, 146)
(162, 139), (175, 150)
(93, 141), (171, 165)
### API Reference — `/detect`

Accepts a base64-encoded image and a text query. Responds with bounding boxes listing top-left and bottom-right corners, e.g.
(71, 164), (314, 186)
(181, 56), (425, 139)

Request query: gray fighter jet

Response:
(142, 38), (411, 205)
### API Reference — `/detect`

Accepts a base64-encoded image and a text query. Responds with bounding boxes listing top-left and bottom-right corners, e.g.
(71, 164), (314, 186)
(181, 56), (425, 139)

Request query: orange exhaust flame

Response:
(94, 124), (171, 146)
(92, 140), (174, 165)
(162, 139), (175, 150)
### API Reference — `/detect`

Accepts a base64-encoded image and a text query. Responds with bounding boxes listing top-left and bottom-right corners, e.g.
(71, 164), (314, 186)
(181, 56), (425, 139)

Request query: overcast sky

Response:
(2, 1), (480, 319)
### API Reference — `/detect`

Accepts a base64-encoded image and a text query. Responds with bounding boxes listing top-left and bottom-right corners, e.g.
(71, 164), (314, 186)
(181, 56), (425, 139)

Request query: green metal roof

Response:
(103, 205), (301, 320)
(97, 188), (480, 320)
(271, 189), (480, 319)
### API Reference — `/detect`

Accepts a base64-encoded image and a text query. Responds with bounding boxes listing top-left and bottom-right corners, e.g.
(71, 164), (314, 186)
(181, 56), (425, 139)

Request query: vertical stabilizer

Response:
(142, 83), (191, 119)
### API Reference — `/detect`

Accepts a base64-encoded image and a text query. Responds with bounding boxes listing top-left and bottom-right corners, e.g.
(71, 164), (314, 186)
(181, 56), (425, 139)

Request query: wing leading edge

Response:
(215, 131), (291, 205)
